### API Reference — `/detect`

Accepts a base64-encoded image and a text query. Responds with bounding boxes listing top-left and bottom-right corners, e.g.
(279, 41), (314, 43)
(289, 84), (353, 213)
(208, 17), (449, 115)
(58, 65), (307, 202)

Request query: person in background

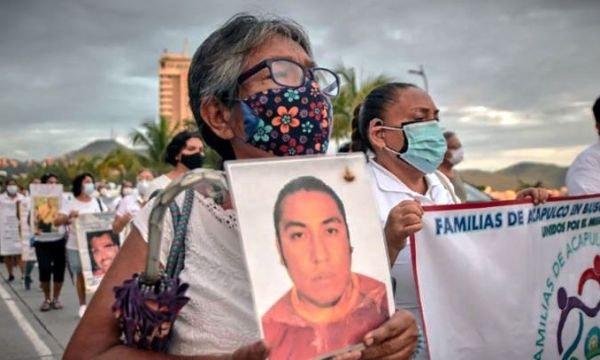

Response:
(566, 96), (600, 195)
(112, 169), (155, 234)
(33, 173), (67, 311)
(351, 82), (551, 358)
(97, 182), (119, 211)
(54, 172), (106, 318)
(437, 130), (467, 203)
(146, 131), (204, 200)
(0, 178), (25, 282)
(67, 14), (418, 360)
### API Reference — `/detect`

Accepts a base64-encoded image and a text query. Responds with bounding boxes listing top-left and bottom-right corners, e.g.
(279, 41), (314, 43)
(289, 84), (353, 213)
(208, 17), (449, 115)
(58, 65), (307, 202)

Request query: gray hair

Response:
(188, 13), (313, 161)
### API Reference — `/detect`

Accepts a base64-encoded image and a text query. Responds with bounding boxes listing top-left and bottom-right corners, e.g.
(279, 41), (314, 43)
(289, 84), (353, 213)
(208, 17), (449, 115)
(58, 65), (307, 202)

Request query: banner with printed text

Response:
(412, 195), (600, 359)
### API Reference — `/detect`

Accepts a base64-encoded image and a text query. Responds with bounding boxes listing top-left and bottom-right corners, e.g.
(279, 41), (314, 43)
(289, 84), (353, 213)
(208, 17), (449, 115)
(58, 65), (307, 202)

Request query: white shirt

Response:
(367, 160), (457, 359)
(566, 139), (600, 195)
(145, 174), (172, 201)
(0, 192), (25, 204)
(59, 197), (106, 249)
(115, 194), (144, 218)
(133, 184), (260, 355)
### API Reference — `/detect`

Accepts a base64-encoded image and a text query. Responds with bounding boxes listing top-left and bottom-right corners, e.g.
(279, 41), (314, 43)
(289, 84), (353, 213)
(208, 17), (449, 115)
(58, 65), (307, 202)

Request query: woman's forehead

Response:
(243, 35), (313, 71)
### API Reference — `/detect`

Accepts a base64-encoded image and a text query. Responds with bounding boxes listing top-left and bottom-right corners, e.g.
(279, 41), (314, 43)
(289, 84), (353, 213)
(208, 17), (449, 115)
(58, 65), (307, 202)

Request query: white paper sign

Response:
(29, 184), (64, 240)
(412, 195), (600, 360)
(0, 201), (22, 255)
(226, 154), (394, 360)
(73, 212), (118, 292)
(18, 200), (36, 261)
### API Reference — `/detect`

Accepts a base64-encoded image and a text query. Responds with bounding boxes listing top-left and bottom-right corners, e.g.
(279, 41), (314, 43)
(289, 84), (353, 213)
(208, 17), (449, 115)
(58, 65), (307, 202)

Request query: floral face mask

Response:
(240, 79), (333, 156)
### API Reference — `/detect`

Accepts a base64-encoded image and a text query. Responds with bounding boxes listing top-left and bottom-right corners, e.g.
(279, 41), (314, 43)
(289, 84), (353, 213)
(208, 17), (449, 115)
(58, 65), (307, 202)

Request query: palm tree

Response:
(130, 116), (178, 169)
(330, 66), (393, 147)
(98, 148), (143, 181)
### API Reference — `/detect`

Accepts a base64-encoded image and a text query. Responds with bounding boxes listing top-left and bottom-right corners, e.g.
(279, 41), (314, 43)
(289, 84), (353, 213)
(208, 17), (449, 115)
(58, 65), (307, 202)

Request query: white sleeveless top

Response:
(133, 189), (260, 355)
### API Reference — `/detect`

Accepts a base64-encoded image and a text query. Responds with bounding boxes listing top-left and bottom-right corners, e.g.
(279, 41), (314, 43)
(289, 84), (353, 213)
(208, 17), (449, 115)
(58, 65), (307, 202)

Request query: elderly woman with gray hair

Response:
(65, 13), (418, 359)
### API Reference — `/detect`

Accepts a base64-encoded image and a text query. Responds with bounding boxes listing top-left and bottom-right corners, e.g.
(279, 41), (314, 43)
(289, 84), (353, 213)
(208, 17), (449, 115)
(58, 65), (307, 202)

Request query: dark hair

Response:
(165, 131), (202, 166)
(593, 96), (600, 123)
(41, 173), (58, 184)
(86, 230), (119, 271)
(4, 178), (17, 187)
(350, 82), (418, 152)
(337, 142), (352, 153)
(188, 13), (313, 162)
(72, 172), (94, 197)
(273, 176), (350, 245)
(443, 131), (456, 140)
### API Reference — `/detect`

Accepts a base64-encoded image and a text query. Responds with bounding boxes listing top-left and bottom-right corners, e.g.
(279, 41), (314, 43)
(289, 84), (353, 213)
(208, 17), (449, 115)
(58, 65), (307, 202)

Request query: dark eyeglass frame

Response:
(236, 57), (341, 96)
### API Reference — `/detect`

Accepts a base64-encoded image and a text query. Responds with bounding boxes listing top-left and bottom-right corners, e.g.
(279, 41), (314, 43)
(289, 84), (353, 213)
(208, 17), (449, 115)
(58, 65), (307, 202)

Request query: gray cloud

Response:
(0, 0), (598, 169)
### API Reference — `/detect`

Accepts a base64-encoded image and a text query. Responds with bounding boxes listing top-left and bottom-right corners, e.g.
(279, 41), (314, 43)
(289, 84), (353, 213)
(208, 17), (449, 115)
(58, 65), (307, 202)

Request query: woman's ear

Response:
(368, 118), (386, 150)
(199, 96), (236, 140)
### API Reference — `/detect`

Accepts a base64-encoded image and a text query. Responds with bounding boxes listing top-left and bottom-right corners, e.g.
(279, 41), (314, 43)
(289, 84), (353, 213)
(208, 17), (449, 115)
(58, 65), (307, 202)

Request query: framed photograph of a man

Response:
(85, 230), (120, 277)
(29, 184), (63, 237)
(226, 153), (394, 360)
(73, 212), (117, 292)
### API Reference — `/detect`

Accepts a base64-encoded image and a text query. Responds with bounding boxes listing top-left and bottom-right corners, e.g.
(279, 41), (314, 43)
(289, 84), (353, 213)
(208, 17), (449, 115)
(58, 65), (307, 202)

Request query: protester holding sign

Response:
(66, 14), (418, 360)
(351, 82), (552, 358)
(55, 172), (107, 318)
(33, 173), (67, 311)
(112, 169), (155, 234)
(0, 178), (25, 282)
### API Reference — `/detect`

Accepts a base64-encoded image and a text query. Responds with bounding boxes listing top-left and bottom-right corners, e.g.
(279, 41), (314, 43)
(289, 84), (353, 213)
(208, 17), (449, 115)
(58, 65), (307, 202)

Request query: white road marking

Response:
(0, 280), (53, 357)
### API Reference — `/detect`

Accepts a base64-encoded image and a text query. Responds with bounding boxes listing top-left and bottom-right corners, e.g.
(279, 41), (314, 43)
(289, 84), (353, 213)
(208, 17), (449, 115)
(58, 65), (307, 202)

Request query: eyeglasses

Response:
(237, 57), (340, 97)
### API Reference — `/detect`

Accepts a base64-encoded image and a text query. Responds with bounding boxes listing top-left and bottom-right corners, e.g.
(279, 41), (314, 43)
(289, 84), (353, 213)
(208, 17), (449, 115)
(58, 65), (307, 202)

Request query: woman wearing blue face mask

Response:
(351, 82), (552, 358)
(66, 14), (419, 360)
(55, 172), (107, 318)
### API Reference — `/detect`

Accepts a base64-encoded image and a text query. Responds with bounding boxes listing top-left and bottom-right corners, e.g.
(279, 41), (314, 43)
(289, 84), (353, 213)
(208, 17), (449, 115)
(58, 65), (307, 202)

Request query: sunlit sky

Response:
(1, 0), (599, 171)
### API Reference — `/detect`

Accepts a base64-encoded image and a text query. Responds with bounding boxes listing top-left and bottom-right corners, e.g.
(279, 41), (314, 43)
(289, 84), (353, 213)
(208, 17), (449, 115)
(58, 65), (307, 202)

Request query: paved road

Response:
(0, 263), (81, 359)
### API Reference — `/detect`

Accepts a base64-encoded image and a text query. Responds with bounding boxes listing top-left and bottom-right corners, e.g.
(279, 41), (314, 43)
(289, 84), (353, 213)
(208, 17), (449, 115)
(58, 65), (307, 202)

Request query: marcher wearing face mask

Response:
(437, 131), (467, 203)
(67, 15), (420, 360)
(350, 82), (553, 359)
(0, 179), (26, 283)
(54, 172), (107, 318)
(112, 170), (155, 234)
(145, 131), (205, 201)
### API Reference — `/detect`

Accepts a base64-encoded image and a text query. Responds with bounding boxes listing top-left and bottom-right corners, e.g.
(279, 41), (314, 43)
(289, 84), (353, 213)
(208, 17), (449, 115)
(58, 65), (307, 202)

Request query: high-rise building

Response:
(159, 43), (192, 131)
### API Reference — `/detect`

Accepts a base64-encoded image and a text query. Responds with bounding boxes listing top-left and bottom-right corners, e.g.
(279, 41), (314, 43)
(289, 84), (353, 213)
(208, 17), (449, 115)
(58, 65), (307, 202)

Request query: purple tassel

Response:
(112, 273), (190, 353)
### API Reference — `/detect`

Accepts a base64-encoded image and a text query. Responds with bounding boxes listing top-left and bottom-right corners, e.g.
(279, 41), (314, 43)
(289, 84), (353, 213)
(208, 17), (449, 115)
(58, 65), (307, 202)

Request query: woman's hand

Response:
(516, 187), (552, 205)
(384, 200), (424, 265)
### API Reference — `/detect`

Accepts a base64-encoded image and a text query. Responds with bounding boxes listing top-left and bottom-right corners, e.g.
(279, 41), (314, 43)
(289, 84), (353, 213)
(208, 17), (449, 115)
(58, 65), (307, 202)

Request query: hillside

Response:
(460, 162), (568, 190)
(63, 139), (131, 159)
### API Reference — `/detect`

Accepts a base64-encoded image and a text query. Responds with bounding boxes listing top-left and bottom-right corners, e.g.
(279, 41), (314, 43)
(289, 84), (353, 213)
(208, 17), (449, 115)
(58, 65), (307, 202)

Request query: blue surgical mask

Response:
(83, 183), (95, 196)
(380, 120), (447, 174)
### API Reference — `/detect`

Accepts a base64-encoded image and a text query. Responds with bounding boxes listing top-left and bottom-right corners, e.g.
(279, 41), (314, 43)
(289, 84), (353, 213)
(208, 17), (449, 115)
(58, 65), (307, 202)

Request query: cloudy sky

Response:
(1, 0), (599, 170)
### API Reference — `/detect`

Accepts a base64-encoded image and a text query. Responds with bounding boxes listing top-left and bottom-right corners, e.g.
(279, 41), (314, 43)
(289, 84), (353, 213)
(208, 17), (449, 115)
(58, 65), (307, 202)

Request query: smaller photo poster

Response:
(73, 212), (119, 292)
(29, 184), (64, 239)
(18, 200), (36, 261)
(0, 201), (21, 256)
(226, 153), (393, 360)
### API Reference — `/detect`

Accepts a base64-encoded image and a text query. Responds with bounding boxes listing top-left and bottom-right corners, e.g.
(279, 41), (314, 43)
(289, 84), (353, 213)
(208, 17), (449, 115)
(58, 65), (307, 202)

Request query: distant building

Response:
(159, 42), (192, 131)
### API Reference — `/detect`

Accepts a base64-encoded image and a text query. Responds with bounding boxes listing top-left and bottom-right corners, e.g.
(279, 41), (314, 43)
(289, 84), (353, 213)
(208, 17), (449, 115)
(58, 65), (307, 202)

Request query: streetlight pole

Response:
(408, 64), (429, 93)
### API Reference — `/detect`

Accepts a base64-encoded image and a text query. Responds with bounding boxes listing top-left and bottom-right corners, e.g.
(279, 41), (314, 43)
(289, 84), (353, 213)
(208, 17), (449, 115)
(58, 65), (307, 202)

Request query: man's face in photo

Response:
(90, 233), (119, 274)
(277, 190), (352, 307)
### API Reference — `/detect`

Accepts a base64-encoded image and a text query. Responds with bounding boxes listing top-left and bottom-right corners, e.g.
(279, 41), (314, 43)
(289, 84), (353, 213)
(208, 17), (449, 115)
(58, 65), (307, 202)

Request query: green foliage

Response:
(330, 66), (393, 146)
(130, 116), (178, 170)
